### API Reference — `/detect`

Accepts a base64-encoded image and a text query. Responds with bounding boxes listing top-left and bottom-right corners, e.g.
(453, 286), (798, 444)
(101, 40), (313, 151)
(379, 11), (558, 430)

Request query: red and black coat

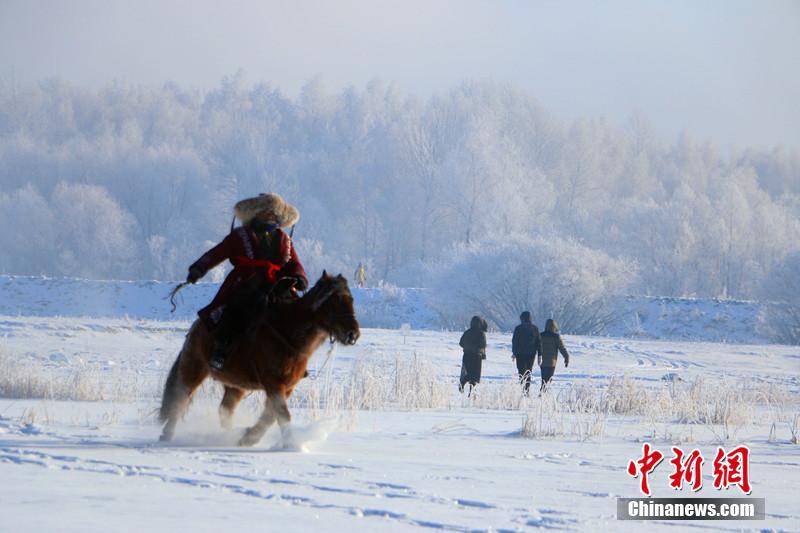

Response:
(190, 226), (307, 327)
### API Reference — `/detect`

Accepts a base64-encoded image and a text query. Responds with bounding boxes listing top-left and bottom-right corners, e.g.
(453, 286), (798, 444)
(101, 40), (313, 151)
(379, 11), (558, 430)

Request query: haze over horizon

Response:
(1, 0), (799, 150)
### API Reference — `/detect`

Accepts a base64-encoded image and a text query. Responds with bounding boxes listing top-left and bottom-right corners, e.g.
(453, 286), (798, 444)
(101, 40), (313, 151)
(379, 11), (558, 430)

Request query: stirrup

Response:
(209, 354), (225, 371)
(209, 343), (228, 370)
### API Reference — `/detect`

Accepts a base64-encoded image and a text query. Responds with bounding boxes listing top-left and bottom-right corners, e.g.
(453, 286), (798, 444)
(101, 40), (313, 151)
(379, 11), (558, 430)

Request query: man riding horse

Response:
(185, 193), (308, 370)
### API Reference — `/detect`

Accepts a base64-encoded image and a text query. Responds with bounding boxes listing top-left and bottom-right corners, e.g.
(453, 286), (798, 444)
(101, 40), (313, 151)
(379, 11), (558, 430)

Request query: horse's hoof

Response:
(238, 433), (259, 447)
(159, 433), (172, 442)
(280, 440), (307, 453)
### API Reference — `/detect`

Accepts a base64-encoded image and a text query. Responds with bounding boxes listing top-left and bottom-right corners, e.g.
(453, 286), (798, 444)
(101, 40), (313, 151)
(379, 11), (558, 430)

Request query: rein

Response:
(258, 286), (339, 357)
(258, 311), (338, 382)
(261, 317), (302, 353)
(306, 308), (354, 380)
(259, 286), (349, 381)
(308, 337), (337, 381)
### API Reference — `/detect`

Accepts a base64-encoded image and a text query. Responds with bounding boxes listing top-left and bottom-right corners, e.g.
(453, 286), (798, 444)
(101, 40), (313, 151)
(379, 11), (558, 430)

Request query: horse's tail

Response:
(159, 355), (182, 423)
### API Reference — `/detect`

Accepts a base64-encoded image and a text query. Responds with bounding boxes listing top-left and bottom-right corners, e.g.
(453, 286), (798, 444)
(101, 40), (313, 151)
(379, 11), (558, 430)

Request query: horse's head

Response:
(306, 271), (360, 346)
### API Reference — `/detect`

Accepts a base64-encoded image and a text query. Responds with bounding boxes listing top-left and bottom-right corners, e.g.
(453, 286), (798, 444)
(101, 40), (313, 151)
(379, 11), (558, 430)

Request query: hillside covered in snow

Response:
(0, 275), (773, 344)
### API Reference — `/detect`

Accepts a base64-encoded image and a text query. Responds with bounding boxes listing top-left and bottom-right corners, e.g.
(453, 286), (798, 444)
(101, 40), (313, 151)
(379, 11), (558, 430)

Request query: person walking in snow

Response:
(512, 311), (541, 396)
(538, 318), (569, 394)
(185, 193), (308, 371)
(354, 262), (366, 288)
(459, 315), (487, 396)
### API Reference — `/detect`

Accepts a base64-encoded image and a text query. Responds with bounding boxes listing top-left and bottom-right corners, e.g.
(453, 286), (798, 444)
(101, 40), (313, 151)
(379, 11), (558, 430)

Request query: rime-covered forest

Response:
(1, 76), (799, 333)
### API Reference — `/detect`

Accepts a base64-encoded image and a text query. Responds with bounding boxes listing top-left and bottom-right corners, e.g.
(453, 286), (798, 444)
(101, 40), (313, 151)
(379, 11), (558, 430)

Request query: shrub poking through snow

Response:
(518, 375), (797, 442)
(0, 348), (104, 401)
(425, 234), (634, 333)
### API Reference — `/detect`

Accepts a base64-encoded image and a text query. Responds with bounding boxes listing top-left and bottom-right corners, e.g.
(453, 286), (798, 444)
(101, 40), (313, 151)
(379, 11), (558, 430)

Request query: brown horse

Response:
(158, 271), (360, 446)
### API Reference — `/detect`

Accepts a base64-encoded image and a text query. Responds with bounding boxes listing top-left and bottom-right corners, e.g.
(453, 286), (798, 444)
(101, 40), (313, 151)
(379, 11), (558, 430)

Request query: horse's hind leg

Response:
(159, 354), (207, 442)
(219, 386), (246, 430)
(238, 394), (277, 447)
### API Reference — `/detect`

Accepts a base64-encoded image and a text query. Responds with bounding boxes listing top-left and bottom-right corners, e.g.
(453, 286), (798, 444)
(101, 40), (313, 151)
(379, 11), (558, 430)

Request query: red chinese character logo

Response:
(712, 446), (751, 494)
(627, 443), (664, 496)
(668, 447), (704, 491)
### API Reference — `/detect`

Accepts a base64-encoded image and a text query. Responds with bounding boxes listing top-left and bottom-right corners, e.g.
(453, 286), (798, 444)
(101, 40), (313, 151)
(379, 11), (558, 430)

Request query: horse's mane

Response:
(303, 272), (350, 302)
(249, 273), (351, 324)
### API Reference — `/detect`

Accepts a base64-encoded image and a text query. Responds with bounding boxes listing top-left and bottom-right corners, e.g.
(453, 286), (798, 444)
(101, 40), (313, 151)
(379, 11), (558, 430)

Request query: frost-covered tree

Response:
(49, 182), (140, 279)
(0, 185), (56, 276)
(426, 234), (635, 333)
(0, 76), (797, 303)
(759, 252), (800, 344)
(294, 237), (352, 285)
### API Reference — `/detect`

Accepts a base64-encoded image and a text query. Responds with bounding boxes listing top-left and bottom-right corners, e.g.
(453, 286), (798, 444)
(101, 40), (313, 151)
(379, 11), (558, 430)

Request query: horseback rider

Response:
(185, 193), (308, 370)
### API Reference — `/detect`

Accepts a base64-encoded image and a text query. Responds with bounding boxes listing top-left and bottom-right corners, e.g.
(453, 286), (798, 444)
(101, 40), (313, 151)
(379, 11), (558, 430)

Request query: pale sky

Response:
(1, 0), (798, 149)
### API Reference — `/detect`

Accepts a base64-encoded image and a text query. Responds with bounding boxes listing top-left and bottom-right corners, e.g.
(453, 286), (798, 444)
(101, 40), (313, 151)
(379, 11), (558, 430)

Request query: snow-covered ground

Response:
(1, 312), (798, 531)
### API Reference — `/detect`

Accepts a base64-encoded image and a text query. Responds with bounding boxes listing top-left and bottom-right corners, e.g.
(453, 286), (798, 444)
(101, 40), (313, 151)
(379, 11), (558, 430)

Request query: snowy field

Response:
(1, 314), (799, 532)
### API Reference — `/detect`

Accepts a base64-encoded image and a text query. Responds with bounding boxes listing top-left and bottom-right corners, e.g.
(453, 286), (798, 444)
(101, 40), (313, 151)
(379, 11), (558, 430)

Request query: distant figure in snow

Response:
(354, 262), (367, 288)
(185, 193), (307, 371)
(512, 311), (541, 396)
(538, 318), (569, 394)
(459, 315), (488, 396)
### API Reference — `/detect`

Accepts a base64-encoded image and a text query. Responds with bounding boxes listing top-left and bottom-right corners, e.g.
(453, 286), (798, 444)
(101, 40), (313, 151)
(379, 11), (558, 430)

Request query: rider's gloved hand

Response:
(272, 277), (307, 298)
(273, 277), (295, 294)
(187, 266), (203, 284)
(291, 277), (308, 292)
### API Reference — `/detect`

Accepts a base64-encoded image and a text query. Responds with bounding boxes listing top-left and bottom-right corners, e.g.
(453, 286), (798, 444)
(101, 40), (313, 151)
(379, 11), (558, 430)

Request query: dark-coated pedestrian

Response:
(459, 315), (487, 396)
(538, 318), (569, 394)
(511, 311), (541, 396)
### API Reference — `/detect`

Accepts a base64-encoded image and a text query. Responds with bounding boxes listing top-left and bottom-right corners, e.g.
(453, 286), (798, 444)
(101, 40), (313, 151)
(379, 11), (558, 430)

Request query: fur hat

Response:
(234, 193), (299, 228)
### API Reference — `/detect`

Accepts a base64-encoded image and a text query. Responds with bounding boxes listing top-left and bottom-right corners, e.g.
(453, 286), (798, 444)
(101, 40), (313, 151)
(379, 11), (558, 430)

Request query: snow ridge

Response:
(0, 275), (770, 343)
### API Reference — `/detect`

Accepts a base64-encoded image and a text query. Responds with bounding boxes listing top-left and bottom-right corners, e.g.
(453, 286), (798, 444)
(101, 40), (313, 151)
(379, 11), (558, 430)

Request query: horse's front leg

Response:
(219, 386), (246, 430)
(238, 393), (276, 447)
(269, 392), (301, 451)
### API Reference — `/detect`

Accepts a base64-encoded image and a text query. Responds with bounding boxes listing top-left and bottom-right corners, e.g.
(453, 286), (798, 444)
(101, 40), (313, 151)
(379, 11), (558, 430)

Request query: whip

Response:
(168, 281), (191, 313)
